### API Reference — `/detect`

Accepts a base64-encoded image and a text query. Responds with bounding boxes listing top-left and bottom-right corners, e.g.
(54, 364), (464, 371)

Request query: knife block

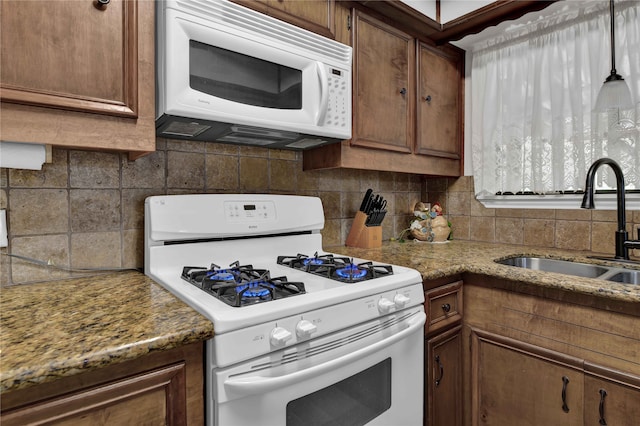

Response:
(345, 211), (382, 249)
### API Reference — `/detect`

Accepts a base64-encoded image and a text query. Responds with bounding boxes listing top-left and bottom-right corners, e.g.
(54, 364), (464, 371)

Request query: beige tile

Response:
(0, 168), (7, 187)
(523, 219), (555, 248)
(123, 229), (143, 269)
(269, 149), (298, 161)
(425, 177), (448, 192)
(470, 196), (495, 217)
(556, 209), (591, 221)
(427, 192), (447, 213)
(321, 191), (343, 219)
(523, 209), (555, 219)
(495, 217), (523, 245)
(165, 138), (205, 153)
(10, 234), (70, 283)
(297, 168), (320, 192)
(122, 150), (166, 189)
(1, 247), (9, 286)
(167, 151), (205, 189)
(0, 188), (6, 209)
(206, 154), (239, 191)
(590, 221), (617, 255)
(393, 173), (410, 192)
(70, 189), (121, 232)
(122, 188), (160, 230)
(496, 208), (525, 218)
(447, 191), (470, 216)
(205, 142), (239, 155)
(8, 148), (68, 188)
(633, 210), (640, 223)
(555, 220), (591, 251)
(469, 216), (495, 242)
(239, 157), (268, 191)
(239, 146), (269, 157)
(447, 176), (472, 192)
(449, 215), (470, 241)
(317, 168), (345, 192)
(69, 150), (120, 188)
(591, 210), (618, 222)
(379, 172), (395, 192)
(71, 231), (121, 269)
(358, 170), (380, 192)
(393, 192), (413, 216)
(10, 189), (68, 235)
(270, 159), (298, 192)
(409, 174), (423, 193)
(321, 219), (341, 246)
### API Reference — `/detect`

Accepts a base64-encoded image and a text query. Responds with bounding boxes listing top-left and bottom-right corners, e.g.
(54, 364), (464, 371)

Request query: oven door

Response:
(211, 307), (426, 426)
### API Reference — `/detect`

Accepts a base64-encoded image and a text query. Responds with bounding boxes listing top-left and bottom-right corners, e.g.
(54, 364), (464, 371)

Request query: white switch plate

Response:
(0, 209), (7, 248)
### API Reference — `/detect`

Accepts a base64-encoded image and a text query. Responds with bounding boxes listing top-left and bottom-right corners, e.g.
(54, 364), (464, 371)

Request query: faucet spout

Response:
(581, 158), (628, 259)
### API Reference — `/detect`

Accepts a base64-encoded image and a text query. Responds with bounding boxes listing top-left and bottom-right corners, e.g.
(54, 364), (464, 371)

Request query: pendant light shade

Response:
(594, 0), (634, 112)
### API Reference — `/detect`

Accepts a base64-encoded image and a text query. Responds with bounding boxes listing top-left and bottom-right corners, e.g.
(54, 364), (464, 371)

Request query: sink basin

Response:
(605, 270), (640, 284)
(495, 257), (609, 278)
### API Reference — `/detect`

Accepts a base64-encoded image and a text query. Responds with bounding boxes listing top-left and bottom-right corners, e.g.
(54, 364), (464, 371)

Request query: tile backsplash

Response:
(0, 139), (422, 285)
(2, 142), (638, 286)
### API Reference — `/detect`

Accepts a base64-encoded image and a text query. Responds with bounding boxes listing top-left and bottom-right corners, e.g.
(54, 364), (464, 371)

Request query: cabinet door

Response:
(1, 0), (137, 117)
(1, 363), (187, 425)
(426, 326), (462, 426)
(471, 329), (584, 426)
(352, 10), (414, 153)
(584, 372), (640, 426)
(416, 42), (463, 161)
(0, 0), (155, 156)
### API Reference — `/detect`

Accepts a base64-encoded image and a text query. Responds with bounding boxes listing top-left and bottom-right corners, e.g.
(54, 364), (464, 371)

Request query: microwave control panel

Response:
(323, 66), (350, 130)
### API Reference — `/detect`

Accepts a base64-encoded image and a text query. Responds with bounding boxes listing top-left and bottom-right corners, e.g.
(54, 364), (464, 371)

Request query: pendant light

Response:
(594, 0), (633, 111)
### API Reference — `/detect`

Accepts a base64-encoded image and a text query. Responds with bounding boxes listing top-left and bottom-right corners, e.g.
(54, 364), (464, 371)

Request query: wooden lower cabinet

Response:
(463, 281), (640, 426)
(0, 342), (204, 426)
(426, 325), (463, 426)
(470, 329), (584, 425)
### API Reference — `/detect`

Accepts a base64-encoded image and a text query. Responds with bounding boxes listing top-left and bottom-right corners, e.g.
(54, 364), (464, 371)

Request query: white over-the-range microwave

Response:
(156, 0), (353, 150)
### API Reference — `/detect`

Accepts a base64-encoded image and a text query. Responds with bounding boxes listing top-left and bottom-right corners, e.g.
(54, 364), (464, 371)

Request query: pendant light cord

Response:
(609, 0), (618, 78)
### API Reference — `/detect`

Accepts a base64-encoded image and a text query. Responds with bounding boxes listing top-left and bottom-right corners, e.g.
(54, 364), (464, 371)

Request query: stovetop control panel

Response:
(224, 200), (276, 223)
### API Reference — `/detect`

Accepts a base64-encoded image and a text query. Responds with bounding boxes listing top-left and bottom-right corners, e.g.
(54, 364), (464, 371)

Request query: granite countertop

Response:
(329, 240), (640, 306)
(0, 271), (214, 394)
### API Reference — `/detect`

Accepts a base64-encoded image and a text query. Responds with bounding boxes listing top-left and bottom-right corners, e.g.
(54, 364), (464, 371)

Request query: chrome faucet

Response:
(581, 158), (640, 260)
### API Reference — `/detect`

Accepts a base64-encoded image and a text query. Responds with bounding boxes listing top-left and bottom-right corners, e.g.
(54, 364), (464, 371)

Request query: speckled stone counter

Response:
(0, 271), (214, 394)
(328, 240), (640, 307)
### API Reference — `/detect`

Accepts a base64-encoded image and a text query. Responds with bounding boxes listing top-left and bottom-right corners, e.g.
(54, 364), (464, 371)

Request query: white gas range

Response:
(145, 194), (425, 426)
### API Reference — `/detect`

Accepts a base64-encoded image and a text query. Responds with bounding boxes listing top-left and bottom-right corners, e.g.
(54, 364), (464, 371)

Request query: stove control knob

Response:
(394, 294), (411, 309)
(270, 327), (293, 347)
(295, 320), (317, 339)
(378, 298), (396, 314)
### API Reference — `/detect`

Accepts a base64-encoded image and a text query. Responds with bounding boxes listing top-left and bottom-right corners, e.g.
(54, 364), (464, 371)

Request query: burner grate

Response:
(181, 262), (305, 307)
(277, 253), (393, 283)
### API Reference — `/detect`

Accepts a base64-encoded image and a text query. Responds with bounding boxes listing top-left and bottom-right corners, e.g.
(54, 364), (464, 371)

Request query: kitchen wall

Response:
(3, 143), (639, 286)
(427, 176), (640, 259)
(0, 139), (423, 286)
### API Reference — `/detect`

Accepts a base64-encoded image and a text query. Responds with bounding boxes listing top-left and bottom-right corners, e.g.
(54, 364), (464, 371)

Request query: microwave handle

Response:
(223, 311), (426, 397)
(316, 62), (330, 125)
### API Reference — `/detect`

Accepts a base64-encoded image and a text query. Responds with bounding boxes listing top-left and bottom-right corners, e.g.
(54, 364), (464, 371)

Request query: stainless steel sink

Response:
(605, 270), (640, 284)
(495, 257), (609, 278)
(495, 256), (640, 285)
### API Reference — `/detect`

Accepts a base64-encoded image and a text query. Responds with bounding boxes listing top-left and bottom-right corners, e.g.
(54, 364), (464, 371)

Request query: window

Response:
(461, 1), (639, 209)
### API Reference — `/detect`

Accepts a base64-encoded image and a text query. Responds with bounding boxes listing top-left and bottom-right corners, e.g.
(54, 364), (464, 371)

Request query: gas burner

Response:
(277, 253), (394, 283)
(181, 262), (305, 307)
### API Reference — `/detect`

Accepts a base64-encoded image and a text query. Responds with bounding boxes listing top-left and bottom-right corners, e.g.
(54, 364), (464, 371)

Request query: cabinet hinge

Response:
(347, 14), (352, 30)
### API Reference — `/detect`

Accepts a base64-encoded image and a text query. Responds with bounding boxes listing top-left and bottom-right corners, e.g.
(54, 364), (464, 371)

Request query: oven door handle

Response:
(224, 311), (426, 396)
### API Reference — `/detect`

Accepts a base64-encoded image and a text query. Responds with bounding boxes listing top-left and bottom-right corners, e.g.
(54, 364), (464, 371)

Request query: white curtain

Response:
(469, 0), (640, 196)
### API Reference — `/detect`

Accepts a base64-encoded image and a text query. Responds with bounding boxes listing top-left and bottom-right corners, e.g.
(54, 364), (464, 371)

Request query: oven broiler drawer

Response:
(424, 280), (463, 335)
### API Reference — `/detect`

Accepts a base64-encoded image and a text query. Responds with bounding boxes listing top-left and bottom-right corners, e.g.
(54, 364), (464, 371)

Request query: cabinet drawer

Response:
(425, 281), (463, 335)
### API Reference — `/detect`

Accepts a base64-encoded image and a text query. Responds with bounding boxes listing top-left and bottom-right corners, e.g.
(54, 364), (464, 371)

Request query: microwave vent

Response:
(176, 0), (351, 64)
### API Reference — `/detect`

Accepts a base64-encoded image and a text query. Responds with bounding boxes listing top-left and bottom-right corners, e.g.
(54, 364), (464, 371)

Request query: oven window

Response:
(286, 358), (391, 426)
(189, 40), (302, 110)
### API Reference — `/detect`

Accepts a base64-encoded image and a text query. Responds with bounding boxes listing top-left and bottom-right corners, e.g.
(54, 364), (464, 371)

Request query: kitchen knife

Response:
(359, 188), (373, 212)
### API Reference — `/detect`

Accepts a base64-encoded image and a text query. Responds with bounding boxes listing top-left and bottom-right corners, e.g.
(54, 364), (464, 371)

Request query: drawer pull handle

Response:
(561, 376), (570, 413)
(435, 355), (444, 386)
(425, 95), (432, 103)
(94, 0), (110, 9)
(442, 303), (451, 313)
(599, 389), (608, 425)
(399, 88), (407, 95)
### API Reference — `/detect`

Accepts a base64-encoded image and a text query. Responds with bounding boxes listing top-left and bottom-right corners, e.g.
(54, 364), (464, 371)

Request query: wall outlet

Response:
(0, 209), (7, 248)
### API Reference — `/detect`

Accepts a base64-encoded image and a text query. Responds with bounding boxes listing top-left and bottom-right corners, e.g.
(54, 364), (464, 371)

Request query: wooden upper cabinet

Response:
(352, 10), (414, 153)
(1, 0), (137, 118)
(0, 0), (155, 157)
(233, 0), (335, 39)
(416, 42), (463, 161)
